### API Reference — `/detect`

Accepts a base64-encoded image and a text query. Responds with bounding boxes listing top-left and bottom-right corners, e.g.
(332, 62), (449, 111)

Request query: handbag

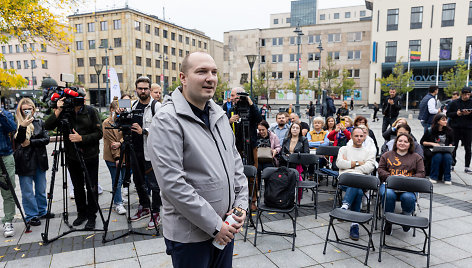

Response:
(257, 147), (273, 162)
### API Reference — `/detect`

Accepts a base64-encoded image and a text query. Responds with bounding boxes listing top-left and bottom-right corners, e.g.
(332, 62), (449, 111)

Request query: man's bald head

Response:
(181, 51), (214, 74)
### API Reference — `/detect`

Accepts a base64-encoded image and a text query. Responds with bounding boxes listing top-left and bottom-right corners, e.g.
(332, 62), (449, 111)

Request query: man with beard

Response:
(269, 112), (290, 145)
(129, 76), (162, 230)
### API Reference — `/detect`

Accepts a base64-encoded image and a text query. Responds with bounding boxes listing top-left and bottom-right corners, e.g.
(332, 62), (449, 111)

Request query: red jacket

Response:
(327, 129), (351, 146)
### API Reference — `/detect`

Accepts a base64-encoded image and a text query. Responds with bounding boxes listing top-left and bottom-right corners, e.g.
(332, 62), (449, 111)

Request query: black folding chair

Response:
(243, 165), (258, 242)
(378, 176), (433, 267)
(254, 167), (299, 251)
(315, 146), (340, 189)
(287, 153), (320, 218)
(323, 173), (380, 265)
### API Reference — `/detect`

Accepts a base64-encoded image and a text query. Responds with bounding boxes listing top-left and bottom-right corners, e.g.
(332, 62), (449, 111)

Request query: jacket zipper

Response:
(209, 127), (232, 214)
(215, 125), (227, 151)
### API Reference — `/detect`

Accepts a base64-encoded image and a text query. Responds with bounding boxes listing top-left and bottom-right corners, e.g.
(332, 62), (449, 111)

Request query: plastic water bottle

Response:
(212, 208), (243, 250)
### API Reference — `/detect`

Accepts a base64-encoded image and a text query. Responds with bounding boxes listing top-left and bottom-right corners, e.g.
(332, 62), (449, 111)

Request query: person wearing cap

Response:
(446, 87), (472, 174)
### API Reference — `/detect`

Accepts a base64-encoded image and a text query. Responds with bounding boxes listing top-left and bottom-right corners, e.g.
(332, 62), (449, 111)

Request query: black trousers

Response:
(382, 117), (397, 136)
(131, 152), (162, 212)
(452, 128), (472, 168)
(67, 156), (99, 220)
(165, 238), (234, 268)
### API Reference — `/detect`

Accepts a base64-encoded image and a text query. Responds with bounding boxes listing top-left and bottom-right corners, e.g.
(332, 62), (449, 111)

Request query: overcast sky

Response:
(75, 0), (365, 41)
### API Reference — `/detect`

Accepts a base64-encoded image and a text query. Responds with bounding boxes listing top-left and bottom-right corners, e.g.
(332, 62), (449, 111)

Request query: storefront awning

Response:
(382, 60), (468, 70)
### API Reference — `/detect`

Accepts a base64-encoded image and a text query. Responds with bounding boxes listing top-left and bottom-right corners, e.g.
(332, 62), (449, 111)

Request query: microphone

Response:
(64, 89), (79, 97)
(51, 93), (62, 101)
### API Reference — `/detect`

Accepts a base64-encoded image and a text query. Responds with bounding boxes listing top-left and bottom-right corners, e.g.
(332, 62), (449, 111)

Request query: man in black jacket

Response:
(382, 89), (401, 134)
(227, 87), (262, 166)
(446, 87), (472, 173)
(45, 97), (102, 229)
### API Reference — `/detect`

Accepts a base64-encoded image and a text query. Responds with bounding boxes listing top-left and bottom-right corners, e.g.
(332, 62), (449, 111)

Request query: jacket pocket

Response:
(191, 176), (223, 202)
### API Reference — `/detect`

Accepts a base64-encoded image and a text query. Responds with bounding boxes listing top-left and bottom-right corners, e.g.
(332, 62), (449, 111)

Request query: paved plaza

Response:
(1, 108), (471, 267)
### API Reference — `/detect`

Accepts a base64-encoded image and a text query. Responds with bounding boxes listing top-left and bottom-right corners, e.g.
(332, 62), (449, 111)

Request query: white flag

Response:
(109, 68), (121, 102)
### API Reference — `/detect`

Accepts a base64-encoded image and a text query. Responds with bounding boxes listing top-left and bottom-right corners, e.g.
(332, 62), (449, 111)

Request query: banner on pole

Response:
(109, 68), (121, 102)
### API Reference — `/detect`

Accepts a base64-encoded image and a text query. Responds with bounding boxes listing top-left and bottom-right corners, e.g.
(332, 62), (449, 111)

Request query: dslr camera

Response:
(233, 92), (250, 120)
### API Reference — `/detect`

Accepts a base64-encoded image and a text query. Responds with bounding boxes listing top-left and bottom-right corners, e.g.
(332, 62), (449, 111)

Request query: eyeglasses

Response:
(137, 87), (150, 91)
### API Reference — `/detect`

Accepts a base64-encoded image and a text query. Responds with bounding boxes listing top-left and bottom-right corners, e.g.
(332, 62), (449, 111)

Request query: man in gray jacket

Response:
(149, 52), (248, 268)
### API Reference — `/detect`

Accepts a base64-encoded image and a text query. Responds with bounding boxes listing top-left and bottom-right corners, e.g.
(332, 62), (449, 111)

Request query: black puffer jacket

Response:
(14, 119), (49, 176)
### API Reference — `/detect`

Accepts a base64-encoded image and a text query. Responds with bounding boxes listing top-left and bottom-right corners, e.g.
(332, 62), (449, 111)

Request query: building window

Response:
(117, 73), (123, 83)
(385, 41), (397, 62)
(76, 41), (83, 50)
(8, 45), (12, 53)
(100, 39), (108, 48)
(155, 43), (160, 52)
(88, 40), (95, 49)
(469, 2), (472, 25)
(23, 60), (29, 69)
(308, 52), (320, 61)
(204, 42), (207, 49)
(442, 3), (455, 27)
(90, 74), (97, 83)
(360, 10), (366, 17)
(345, 12), (351, 18)
(164, 45), (168, 54)
(347, 50), (361, 60)
(113, 19), (121, 29)
(77, 58), (84, 67)
(87, 22), (95, 32)
(273, 18), (279, 24)
(290, 36), (296, 45)
(154, 27), (159, 36)
(22, 44), (27, 52)
(145, 41), (151, 50)
(387, 9), (399, 31)
(135, 21), (141, 31)
(198, 41), (202, 48)
(100, 21), (108, 31)
(328, 51), (340, 60)
(272, 54), (283, 62)
(320, 14), (325, 20)
(1, 46), (5, 54)
(75, 24), (83, 33)
(171, 47), (176, 56)
(179, 49), (183, 57)
(171, 32), (175, 40)
(260, 39), (265, 46)
(114, 38), (121, 48)
(115, 56), (122, 65)
(15, 45), (20, 53)
(155, 59), (161, 68)
(172, 62), (176, 70)
(102, 74), (107, 82)
(42, 60), (48, 69)
(163, 30), (168, 38)
(136, 39), (141, 48)
(192, 39), (196, 46)
(261, 55), (265, 63)
(289, 71), (295, 79)
(186, 37), (189, 44)
(179, 34), (183, 42)
(9, 61), (13, 69)
(409, 40), (421, 61)
(146, 58), (151, 67)
(348, 69), (360, 78)
(410, 6), (423, 29)
(290, 54), (296, 62)
(334, 13), (339, 19)
(41, 44), (47, 52)
(272, 37), (283, 46)
(16, 61), (21, 69)
(89, 57), (96, 66)
(101, 56), (108, 65)
(2, 62), (7, 69)
(440, 38), (453, 60)
(145, 24), (150, 34)
(308, 35), (321, 44)
(163, 61), (168, 69)
(77, 75), (85, 84)
(32, 76), (37, 85)
(286, 17), (291, 23)
(347, 32), (362, 42)
(466, 36), (472, 61)
(30, 43), (35, 51)
(136, 56), (142, 66)
(328, 33), (341, 43)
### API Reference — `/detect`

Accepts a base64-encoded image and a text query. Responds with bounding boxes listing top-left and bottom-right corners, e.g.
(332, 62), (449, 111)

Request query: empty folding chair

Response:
(323, 173), (380, 265)
(378, 175), (433, 267)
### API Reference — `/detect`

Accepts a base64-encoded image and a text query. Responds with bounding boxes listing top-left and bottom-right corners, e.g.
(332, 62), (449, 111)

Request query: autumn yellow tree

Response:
(0, 0), (72, 96)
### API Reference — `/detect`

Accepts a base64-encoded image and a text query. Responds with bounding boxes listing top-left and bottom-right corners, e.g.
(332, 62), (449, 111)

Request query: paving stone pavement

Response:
(1, 108), (471, 267)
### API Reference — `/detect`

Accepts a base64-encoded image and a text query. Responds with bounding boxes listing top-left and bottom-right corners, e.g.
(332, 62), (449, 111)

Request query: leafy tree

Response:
(320, 57), (339, 93)
(0, 0), (71, 97)
(332, 69), (356, 99)
(167, 80), (181, 93)
(214, 73), (230, 102)
(443, 49), (469, 97)
(376, 59), (414, 96)
(282, 76), (311, 95)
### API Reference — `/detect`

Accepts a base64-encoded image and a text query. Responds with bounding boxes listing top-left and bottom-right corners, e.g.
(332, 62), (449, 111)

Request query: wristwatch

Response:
(355, 161), (359, 167)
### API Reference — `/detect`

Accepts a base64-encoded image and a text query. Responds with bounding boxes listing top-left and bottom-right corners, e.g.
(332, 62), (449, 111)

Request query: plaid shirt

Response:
(0, 108), (17, 156)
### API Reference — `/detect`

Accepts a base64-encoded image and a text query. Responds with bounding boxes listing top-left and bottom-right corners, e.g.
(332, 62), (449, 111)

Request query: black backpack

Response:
(264, 167), (297, 209)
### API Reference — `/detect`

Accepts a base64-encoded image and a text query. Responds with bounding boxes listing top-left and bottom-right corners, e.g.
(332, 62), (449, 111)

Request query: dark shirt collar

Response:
(188, 101), (211, 128)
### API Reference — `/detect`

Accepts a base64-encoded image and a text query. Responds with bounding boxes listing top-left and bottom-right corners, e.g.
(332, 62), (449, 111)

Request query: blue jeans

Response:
(430, 153), (452, 182)
(380, 184), (416, 214)
(105, 161), (124, 205)
(421, 121), (432, 134)
(19, 168), (47, 221)
(341, 186), (363, 212)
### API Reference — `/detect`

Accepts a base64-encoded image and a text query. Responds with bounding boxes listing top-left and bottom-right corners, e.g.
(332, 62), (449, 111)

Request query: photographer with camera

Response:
(228, 87), (262, 166)
(44, 92), (102, 229)
(128, 76), (162, 230)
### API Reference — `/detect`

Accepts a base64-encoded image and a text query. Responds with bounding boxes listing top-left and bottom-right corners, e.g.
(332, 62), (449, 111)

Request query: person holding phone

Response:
(14, 98), (52, 227)
(336, 101), (349, 124)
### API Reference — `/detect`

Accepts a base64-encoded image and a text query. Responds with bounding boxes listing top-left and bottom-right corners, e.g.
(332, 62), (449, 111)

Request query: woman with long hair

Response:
(280, 122), (309, 164)
(382, 117), (410, 142)
(336, 101), (349, 123)
(378, 133), (425, 235)
(14, 98), (51, 226)
(323, 116), (336, 133)
(420, 113), (454, 184)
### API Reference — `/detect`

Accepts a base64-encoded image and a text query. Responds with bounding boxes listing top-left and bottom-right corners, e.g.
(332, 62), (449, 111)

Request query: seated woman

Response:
(324, 116), (336, 134)
(327, 118), (351, 147)
(306, 117), (329, 149)
(354, 116), (379, 156)
(378, 133), (425, 235)
(280, 122), (310, 166)
(381, 124), (424, 158)
(420, 113), (454, 185)
(382, 117), (417, 142)
(256, 120), (281, 168)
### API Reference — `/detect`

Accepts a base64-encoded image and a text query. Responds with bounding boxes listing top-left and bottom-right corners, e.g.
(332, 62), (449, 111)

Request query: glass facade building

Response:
(291, 0), (317, 26)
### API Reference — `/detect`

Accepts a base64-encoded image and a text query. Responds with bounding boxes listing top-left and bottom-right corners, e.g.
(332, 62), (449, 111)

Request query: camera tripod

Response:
(0, 157), (30, 233)
(102, 126), (159, 243)
(41, 117), (106, 244)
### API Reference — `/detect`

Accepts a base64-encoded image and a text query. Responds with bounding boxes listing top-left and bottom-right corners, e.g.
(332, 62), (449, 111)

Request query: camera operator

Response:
(44, 95), (102, 229)
(128, 76), (162, 230)
(228, 87), (262, 166)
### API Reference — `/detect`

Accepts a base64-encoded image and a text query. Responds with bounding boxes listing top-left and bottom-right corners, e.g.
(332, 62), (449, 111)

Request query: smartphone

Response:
(118, 99), (131, 109)
(24, 109), (32, 117)
(340, 118), (345, 127)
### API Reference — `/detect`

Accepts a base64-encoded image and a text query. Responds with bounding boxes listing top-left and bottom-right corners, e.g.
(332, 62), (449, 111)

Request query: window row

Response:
(261, 32), (362, 47)
(77, 73), (123, 84)
(1, 60), (47, 70)
(319, 10), (366, 21)
(261, 50), (362, 63)
(1, 44), (46, 54)
(250, 69), (360, 81)
(76, 56), (181, 70)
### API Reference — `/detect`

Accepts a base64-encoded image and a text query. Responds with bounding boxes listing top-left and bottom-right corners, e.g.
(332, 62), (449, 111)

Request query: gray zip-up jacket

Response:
(148, 89), (248, 243)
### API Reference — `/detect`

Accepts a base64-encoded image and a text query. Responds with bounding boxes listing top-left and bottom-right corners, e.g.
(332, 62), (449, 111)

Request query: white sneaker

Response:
(444, 181), (452, 185)
(3, 222), (14, 238)
(114, 204), (127, 215)
(70, 191), (75, 199)
(98, 185), (103, 195)
(429, 179), (437, 184)
(122, 187), (128, 196)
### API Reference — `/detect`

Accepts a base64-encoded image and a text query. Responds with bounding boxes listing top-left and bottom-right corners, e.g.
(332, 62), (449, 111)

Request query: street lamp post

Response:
(246, 55), (257, 100)
(100, 45), (113, 105)
(317, 41), (324, 114)
(294, 24), (304, 116)
(94, 63), (103, 112)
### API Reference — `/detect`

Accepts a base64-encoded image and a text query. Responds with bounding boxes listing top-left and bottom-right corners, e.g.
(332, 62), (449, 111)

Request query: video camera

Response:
(233, 92), (251, 120)
(42, 86), (85, 112)
(107, 99), (143, 132)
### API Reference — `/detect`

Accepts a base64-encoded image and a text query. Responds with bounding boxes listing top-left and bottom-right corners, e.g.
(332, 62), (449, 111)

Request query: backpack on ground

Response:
(264, 167), (297, 209)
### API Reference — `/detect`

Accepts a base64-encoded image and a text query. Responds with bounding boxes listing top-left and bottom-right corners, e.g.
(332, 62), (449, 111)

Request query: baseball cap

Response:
(461, 87), (471, 94)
